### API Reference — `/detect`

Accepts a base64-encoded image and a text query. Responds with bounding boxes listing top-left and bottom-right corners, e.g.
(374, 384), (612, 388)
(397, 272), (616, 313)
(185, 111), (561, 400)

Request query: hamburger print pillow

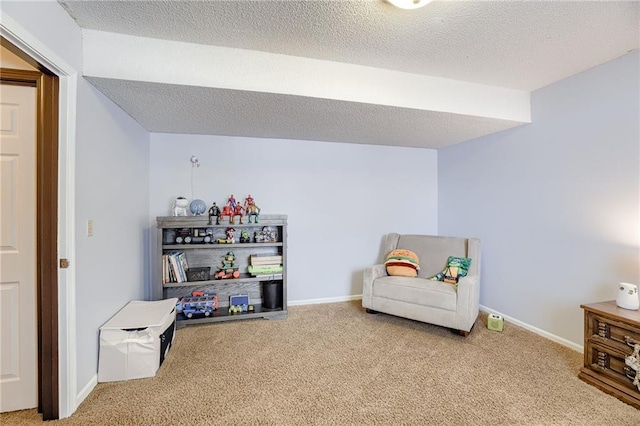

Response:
(385, 249), (420, 277)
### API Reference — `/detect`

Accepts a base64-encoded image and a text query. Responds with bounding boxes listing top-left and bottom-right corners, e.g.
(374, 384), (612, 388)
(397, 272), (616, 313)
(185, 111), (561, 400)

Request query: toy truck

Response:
(177, 293), (218, 319)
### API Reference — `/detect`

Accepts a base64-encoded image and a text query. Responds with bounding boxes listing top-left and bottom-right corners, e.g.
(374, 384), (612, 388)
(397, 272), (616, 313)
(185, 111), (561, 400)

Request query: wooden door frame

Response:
(1, 57), (60, 419)
(2, 13), (79, 419)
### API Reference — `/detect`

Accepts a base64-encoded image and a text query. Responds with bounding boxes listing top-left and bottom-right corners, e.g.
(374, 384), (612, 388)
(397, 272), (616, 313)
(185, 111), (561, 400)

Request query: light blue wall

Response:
(438, 51), (640, 346)
(74, 78), (150, 389)
(3, 0), (151, 399)
(1, 0), (82, 70)
(149, 135), (438, 302)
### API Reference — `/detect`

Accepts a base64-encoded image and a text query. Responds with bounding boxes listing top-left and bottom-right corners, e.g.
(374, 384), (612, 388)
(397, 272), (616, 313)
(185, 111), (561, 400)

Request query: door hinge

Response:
(59, 258), (70, 269)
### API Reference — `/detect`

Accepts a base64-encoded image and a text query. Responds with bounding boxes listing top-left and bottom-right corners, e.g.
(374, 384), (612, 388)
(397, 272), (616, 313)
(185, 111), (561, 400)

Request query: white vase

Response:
(616, 282), (640, 310)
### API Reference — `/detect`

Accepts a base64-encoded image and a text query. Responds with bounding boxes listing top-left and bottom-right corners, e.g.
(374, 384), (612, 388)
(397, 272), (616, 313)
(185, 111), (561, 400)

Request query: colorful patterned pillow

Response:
(429, 256), (472, 285)
(385, 249), (420, 277)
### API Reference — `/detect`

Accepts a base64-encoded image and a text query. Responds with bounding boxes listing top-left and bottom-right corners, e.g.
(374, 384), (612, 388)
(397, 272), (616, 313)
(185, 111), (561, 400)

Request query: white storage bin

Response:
(98, 298), (178, 383)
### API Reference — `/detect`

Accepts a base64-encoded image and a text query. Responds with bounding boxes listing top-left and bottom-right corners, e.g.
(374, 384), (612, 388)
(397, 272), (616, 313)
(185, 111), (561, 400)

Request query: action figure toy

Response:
(208, 202), (221, 225)
(246, 200), (260, 223)
(220, 204), (233, 223)
(227, 194), (237, 209)
(232, 204), (245, 224)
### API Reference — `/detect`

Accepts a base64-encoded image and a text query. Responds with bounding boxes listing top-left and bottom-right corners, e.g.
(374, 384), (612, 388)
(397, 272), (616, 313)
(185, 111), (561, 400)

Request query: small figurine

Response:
(220, 204), (233, 223)
(239, 229), (251, 243)
(227, 194), (237, 209)
(216, 227), (236, 244)
(232, 204), (245, 224)
(246, 200), (260, 223)
(215, 251), (240, 279)
(173, 197), (189, 216)
(226, 227), (236, 243)
(244, 194), (254, 208)
(208, 202), (221, 225)
(254, 226), (278, 243)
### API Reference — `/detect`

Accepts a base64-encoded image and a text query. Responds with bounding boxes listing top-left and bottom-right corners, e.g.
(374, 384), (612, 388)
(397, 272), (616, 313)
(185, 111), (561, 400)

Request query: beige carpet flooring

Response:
(3, 300), (640, 425)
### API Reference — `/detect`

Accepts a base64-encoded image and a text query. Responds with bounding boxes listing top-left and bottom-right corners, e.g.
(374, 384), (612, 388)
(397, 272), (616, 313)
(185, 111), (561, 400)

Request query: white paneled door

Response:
(0, 83), (38, 412)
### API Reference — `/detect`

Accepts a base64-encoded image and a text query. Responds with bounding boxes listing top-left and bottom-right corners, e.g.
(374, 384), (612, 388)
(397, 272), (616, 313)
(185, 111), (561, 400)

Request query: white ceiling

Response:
(59, 0), (639, 149)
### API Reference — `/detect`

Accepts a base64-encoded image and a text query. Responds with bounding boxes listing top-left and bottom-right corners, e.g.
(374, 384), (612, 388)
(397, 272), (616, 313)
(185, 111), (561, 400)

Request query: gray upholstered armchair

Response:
(362, 234), (481, 336)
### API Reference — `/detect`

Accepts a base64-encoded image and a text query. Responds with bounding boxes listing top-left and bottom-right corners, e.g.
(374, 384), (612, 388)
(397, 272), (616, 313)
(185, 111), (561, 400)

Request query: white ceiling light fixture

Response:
(386, 0), (433, 10)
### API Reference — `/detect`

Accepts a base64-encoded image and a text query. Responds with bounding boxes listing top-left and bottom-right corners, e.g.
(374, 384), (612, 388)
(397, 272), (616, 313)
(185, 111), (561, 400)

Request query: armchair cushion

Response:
(373, 276), (457, 311)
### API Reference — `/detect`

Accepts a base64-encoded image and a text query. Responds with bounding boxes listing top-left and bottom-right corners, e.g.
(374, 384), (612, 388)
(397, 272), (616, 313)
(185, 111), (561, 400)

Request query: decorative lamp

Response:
(616, 282), (640, 310)
(386, 0), (433, 10)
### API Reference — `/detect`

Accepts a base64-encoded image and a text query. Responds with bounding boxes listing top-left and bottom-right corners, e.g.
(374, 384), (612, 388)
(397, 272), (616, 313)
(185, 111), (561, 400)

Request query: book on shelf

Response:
(248, 264), (283, 276)
(164, 251), (189, 283)
(254, 273), (283, 279)
(178, 252), (189, 281)
(250, 253), (283, 266)
(163, 254), (177, 284)
(162, 254), (168, 283)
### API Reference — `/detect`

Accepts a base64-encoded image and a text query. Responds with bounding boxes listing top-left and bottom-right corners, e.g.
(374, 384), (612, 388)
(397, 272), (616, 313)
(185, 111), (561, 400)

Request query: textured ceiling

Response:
(87, 77), (524, 149)
(59, 0), (640, 148)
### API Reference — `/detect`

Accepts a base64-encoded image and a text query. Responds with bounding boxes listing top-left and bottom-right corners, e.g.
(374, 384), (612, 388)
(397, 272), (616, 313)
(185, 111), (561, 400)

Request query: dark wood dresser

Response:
(579, 301), (640, 408)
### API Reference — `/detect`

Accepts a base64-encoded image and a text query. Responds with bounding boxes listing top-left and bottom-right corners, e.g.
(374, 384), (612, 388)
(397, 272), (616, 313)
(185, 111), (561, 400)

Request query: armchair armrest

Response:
(362, 264), (386, 308)
(455, 274), (480, 331)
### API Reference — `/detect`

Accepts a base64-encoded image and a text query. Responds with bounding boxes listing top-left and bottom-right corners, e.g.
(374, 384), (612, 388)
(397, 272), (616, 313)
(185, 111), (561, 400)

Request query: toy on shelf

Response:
(243, 194), (254, 208)
(227, 194), (238, 209)
(176, 292), (218, 319)
(216, 227), (236, 244)
(174, 228), (215, 244)
(254, 226), (278, 243)
(229, 304), (254, 314)
(174, 228), (192, 244)
(215, 251), (240, 279)
(228, 294), (251, 314)
(246, 200), (260, 223)
(190, 228), (213, 244)
(208, 202), (221, 225)
(239, 229), (251, 243)
(232, 204), (245, 224)
(173, 197), (188, 216)
(220, 204), (233, 224)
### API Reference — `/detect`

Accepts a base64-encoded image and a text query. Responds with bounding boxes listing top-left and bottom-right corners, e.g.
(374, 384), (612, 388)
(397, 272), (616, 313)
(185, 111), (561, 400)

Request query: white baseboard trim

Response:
(480, 304), (583, 353)
(76, 375), (97, 408)
(288, 294), (362, 306)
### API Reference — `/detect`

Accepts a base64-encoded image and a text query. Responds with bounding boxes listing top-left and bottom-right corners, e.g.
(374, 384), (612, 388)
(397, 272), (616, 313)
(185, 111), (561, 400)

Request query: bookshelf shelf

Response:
(162, 273), (282, 288)
(162, 242), (283, 250)
(155, 214), (288, 327)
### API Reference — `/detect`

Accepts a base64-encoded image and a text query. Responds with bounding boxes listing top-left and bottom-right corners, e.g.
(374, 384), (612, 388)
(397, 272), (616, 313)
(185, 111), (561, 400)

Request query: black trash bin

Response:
(262, 281), (282, 310)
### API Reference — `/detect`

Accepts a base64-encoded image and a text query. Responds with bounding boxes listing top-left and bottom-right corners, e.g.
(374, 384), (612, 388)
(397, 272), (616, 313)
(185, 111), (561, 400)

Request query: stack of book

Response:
(248, 253), (283, 278)
(162, 251), (189, 283)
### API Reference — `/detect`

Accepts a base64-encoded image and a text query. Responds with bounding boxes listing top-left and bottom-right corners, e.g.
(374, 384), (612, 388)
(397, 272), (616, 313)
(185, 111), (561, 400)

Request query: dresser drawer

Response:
(585, 340), (639, 394)
(587, 311), (640, 352)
